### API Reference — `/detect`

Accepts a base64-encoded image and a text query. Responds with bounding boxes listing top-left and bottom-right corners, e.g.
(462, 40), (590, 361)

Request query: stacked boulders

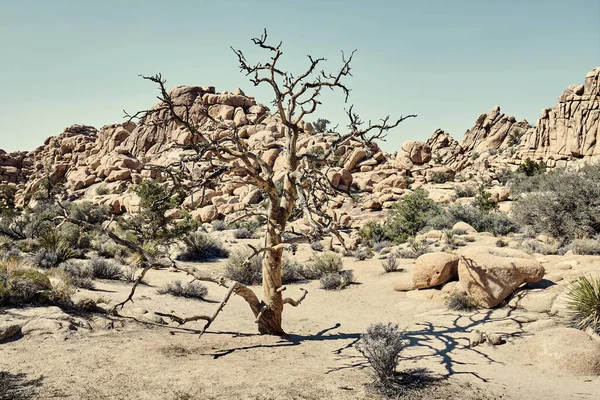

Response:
(396, 246), (545, 309)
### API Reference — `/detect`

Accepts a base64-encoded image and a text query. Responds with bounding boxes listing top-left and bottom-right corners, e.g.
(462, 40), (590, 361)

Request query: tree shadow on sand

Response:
(0, 371), (43, 400)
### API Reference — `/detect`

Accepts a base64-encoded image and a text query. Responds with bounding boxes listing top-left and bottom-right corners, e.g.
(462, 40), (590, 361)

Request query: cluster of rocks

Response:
(0, 67), (598, 221)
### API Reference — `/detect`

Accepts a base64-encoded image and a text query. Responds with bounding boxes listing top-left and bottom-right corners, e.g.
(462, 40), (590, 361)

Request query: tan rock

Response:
(191, 205), (218, 223)
(527, 328), (600, 376)
(402, 140), (432, 164)
(413, 252), (459, 289)
(343, 149), (366, 171)
(457, 246), (545, 308)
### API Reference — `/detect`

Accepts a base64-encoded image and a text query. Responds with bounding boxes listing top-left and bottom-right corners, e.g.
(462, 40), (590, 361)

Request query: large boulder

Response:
(401, 140), (431, 164)
(413, 252), (459, 289)
(526, 328), (600, 376)
(457, 246), (544, 308)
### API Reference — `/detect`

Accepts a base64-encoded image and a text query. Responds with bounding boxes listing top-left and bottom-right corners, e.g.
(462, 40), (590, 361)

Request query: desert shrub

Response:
(353, 247), (373, 261)
(358, 221), (387, 244)
(281, 258), (305, 283)
(233, 227), (254, 239)
(454, 184), (477, 198)
(60, 260), (95, 289)
(473, 184), (498, 213)
(89, 258), (123, 280)
(319, 270), (354, 290)
(381, 254), (399, 273)
(511, 165), (600, 243)
(176, 232), (229, 262)
(384, 189), (445, 243)
(157, 280), (208, 300)
(95, 184), (110, 196)
(566, 275), (600, 334)
(570, 238), (600, 256)
(356, 323), (407, 392)
(68, 201), (111, 225)
(521, 239), (558, 255)
(429, 171), (451, 184)
(310, 241), (324, 252)
(446, 291), (477, 311)
(117, 179), (196, 247)
(0, 264), (54, 306)
(224, 248), (262, 285)
(373, 240), (392, 253)
(395, 239), (430, 259)
(211, 220), (227, 231)
(447, 204), (516, 236)
(33, 231), (79, 269)
(516, 158), (546, 176)
(304, 252), (343, 279)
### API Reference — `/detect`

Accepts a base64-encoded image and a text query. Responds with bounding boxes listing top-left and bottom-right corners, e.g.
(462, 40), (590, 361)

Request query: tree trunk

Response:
(258, 246), (285, 335)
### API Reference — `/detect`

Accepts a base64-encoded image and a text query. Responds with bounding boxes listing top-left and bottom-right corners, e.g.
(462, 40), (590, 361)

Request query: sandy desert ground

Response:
(2, 233), (600, 400)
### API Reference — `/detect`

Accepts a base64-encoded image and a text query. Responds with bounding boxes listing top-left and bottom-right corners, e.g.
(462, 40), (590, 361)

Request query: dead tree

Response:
(65, 30), (415, 336)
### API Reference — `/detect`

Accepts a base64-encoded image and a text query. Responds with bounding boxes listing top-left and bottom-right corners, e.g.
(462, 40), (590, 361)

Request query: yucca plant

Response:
(566, 275), (600, 333)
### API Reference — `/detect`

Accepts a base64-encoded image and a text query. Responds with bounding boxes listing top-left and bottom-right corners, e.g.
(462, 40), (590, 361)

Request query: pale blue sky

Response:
(0, 0), (598, 152)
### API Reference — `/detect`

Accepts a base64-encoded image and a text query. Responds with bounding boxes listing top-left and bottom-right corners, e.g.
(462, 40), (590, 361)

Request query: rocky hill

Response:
(1, 67), (599, 221)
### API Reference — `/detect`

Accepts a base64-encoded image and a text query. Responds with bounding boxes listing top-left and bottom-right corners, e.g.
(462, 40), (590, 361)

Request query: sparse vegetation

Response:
(571, 238), (600, 255)
(89, 257), (123, 280)
(446, 291), (477, 311)
(176, 232), (229, 262)
(512, 164), (600, 244)
(303, 252), (343, 279)
(454, 185), (477, 198)
(224, 248), (262, 285)
(60, 260), (95, 289)
(319, 270), (355, 290)
(310, 241), (324, 252)
(356, 322), (407, 395)
(233, 227), (255, 239)
(353, 247), (373, 261)
(566, 275), (600, 334)
(157, 280), (208, 300)
(381, 254), (399, 273)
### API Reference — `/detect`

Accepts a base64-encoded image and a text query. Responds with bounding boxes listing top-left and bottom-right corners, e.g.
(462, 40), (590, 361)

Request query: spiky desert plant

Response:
(567, 275), (600, 333)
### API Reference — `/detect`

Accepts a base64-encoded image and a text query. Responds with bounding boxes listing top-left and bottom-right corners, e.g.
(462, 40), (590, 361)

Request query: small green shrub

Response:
(157, 280), (208, 300)
(395, 239), (430, 259)
(0, 265), (54, 306)
(89, 258), (123, 280)
(571, 238), (600, 256)
(381, 254), (399, 273)
(304, 252), (343, 279)
(358, 221), (387, 244)
(373, 240), (392, 253)
(516, 158), (546, 176)
(446, 291), (477, 311)
(384, 189), (445, 243)
(473, 184), (498, 213)
(566, 275), (600, 334)
(176, 232), (229, 262)
(211, 220), (227, 231)
(354, 247), (373, 261)
(310, 241), (324, 252)
(454, 185), (477, 198)
(429, 171), (451, 184)
(319, 270), (355, 290)
(61, 260), (95, 289)
(34, 231), (79, 269)
(233, 227), (254, 239)
(281, 258), (305, 283)
(356, 323), (407, 394)
(224, 248), (262, 285)
(95, 185), (110, 196)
